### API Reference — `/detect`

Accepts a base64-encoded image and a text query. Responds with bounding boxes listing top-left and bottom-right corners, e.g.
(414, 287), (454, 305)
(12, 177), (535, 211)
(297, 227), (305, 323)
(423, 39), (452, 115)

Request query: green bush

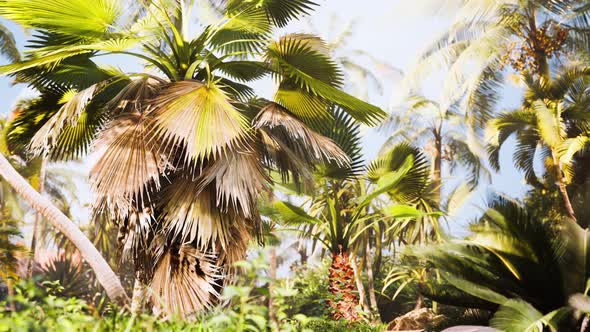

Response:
(284, 260), (332, 318)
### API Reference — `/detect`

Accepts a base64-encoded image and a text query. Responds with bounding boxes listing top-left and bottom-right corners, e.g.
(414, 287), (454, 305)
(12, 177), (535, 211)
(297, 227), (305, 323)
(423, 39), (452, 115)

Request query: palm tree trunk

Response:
(131, 276), (146, 313)
(28, 157), (46, 278)
(552, 151), (577, 223)
(268, 246), (278, 327)
(0, 153), (128, 304)
(328, 247), (360, 321)
(365, 242), (378, 314)
(5, 277), (15, 311)
(432, 130), (443, 204)
(350, 253), (370, 314)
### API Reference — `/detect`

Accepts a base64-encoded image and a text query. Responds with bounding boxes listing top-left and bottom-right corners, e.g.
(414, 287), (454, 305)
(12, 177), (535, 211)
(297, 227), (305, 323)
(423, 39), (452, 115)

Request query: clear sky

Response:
(0, 0), (529, 237)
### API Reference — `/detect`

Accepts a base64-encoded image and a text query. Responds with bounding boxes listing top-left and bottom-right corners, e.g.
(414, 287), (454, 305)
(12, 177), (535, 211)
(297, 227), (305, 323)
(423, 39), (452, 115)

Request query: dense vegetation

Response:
(1, 0), (590, 331)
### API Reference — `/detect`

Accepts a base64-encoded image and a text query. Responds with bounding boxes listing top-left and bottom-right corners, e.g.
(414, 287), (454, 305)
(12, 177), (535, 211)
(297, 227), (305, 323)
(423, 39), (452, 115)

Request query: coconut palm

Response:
(0, 0), (384, 317)
(0, 21), (19, 62)
(405, 0), (590, 134)
(381, 94), (490, 205)
(485, 65), (590, 224)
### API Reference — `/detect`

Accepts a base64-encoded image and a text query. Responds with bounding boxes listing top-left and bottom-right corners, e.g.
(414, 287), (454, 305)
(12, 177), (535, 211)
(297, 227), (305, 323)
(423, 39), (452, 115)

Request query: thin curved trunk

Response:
(365, 242), (378, 313)
(0, 153), (128, 304)
(268, 246), (278, 327)
(432, 129), (442, 205)
(28, 158), (46, 278)
(350, 253), (370, 314)
(552, 151), (577, 223)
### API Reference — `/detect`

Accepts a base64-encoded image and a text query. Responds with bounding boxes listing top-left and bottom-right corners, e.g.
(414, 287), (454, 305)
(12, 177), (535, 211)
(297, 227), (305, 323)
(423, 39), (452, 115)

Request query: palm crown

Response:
(0, 0), (385, 317)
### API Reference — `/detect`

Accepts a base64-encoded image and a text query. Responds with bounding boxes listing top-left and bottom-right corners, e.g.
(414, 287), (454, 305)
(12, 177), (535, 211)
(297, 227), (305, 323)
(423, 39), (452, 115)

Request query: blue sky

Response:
(0, 0), (530, 236)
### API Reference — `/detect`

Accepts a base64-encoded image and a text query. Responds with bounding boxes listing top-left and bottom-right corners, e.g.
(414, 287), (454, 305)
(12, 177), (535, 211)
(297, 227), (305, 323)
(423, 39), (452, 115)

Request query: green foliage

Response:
(284, 260), (332, 318)
(302, 319), (385, 332)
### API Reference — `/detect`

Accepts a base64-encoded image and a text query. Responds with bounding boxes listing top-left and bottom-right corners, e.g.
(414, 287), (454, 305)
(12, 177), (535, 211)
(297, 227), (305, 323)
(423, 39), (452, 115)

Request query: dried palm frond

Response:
(254, 102), (349, 166)
(159, 177), (246, 249)
(149, 244), (224, 318)
(161, 182), (228, 247)
(90, 112), (167, 215)
(108, 75), (165, 113)
(150, 80), (249, 165)
(197, 148), (270, 217)
(118, 208), (154, 268)
(258, 129), (315, 188)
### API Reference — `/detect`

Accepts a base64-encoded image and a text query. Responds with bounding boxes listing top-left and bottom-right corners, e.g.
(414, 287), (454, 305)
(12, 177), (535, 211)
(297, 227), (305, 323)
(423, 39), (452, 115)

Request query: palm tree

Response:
(275, 141), (436, 320)
(413, 197), (589, 331)
(0, 0), (384, 317)
(485, 65), (590, 224)
(382, 94), (490, 204)
(405, 0), (590, 137)
(0, 21), (19, 62)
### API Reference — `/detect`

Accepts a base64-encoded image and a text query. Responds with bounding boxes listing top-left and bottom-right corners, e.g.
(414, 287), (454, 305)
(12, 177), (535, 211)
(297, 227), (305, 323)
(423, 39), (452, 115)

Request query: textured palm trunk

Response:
(0, 153), (128, 304)
(328, 248), (360, 321)
(28, 157), (46, 278)
(6, 278), (15, 311)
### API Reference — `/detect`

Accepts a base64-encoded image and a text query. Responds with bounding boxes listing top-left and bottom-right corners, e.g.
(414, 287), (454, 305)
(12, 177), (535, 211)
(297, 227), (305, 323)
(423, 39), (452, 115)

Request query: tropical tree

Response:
(485, 65), (590, 224)
(405, 0), (590, 139)
(0, 20), (19, 62)
(382, 94), (490, 204)
(0, 0), (384, 317)
(275, 141), (437, 320)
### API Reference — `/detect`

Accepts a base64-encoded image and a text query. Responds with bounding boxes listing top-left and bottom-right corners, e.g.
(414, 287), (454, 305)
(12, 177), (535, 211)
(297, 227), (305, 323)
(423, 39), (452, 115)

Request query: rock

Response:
(387, 308), (446, 331)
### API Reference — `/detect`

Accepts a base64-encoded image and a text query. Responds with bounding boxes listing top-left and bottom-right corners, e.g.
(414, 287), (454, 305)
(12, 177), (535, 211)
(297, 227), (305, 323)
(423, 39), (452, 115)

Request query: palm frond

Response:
(0, 22), (20, 62)
(29, 83), (104, 157)
(254, 102), (349, 167)
(150, 245), (223, 318)
(90, 112), (166, 214)
(367, 143), (430, 205)
(197, 148), (270, 218)
(150, 80), (249, 165)
(273, 200), (321, 226)
(0, 0), (122, 38)
(267, 35), (385, 126)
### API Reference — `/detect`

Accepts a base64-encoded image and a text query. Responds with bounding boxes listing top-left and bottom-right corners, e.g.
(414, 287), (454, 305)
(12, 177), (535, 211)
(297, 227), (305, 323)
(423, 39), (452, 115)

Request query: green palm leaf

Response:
(150, 80), (249, 164)
(0, 0), (122, 37)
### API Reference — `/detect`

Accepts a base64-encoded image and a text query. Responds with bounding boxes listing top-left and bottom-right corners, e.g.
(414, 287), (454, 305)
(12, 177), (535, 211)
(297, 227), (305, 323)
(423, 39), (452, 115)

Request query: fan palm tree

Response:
(0, 0), (384, 317)
(485, 65), (590, 224)
(413, 197), (589, 331)
(405, 0), (590, 134)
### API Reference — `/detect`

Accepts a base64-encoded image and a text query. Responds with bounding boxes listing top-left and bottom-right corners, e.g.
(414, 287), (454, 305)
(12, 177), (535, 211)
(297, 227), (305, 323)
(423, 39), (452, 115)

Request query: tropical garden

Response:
(0, 0), (590, 331)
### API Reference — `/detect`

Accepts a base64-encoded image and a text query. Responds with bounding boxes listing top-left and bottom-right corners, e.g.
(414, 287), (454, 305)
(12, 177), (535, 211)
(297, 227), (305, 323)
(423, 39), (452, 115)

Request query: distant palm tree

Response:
(405, 0), (590, 133)
(381, 94), (490, 204)
(0, 21), (19, 62)
(486, 65), (590, 224)
(0, 0), (384, 316)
